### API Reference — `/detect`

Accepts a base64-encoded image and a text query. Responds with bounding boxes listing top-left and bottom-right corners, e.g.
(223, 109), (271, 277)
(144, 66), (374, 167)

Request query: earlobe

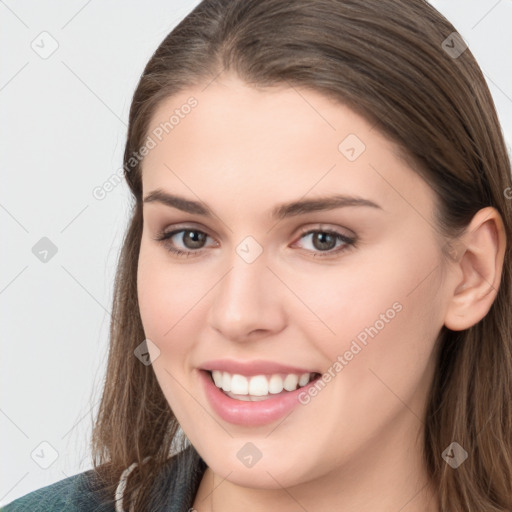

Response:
(443, 207), (506, 331)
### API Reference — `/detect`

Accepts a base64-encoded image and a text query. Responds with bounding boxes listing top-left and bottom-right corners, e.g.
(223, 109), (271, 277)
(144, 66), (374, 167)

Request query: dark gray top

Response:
(1, 445), (207, 512)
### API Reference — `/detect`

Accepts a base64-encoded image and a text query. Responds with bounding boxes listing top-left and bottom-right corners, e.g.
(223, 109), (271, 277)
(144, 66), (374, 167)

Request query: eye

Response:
(154, 225), (356, 259)
(292, 228), (356, 258)
(154, 228), (215, 258)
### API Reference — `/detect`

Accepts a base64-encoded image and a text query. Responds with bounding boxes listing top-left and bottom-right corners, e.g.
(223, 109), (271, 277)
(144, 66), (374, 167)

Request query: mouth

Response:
(205, 369), (322, 402)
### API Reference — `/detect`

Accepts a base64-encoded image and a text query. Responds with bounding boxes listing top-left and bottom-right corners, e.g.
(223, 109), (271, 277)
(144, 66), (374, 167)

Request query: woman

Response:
(3, 0), (511, 511)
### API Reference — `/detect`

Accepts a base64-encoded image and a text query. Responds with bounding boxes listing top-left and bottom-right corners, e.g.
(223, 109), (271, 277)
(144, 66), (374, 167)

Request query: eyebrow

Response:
(143, 189), (382, 220)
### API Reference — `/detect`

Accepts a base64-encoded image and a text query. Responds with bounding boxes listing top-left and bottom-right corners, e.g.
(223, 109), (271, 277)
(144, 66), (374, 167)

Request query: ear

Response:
(443, 207), (507, 331)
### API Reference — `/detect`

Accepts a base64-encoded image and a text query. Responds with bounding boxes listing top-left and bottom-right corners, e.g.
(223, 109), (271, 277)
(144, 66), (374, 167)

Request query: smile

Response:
(210, 370), (320, 401)
(199, 369), (323, 426)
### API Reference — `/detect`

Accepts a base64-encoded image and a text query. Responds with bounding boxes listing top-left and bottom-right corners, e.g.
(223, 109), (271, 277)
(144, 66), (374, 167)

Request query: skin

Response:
(137, 73), (506, 512)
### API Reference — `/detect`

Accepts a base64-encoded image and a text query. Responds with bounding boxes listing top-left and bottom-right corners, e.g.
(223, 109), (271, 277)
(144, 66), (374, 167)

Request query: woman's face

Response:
(137, 74), (451, 491)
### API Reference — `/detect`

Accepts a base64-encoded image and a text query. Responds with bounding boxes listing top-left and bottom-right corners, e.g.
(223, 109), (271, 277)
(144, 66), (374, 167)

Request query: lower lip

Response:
(199, 370), (320, 427)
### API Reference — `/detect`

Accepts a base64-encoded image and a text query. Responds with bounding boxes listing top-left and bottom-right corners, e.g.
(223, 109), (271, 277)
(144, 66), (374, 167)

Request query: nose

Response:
(207, 249), (287, 342)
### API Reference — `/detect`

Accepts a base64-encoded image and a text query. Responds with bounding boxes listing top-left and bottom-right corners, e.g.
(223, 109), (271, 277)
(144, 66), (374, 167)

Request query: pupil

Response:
(314, 232), (335, 251)
(184, 231), (206, 249)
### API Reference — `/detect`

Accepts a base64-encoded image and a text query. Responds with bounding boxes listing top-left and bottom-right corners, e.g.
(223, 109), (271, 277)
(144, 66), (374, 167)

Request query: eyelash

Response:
(153, 226), (356, 259)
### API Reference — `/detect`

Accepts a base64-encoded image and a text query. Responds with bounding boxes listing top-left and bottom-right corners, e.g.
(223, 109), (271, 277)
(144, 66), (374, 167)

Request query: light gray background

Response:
(1, 0), (511, 506)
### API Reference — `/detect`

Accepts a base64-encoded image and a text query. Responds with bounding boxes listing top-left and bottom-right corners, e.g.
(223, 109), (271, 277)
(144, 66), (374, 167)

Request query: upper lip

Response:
(200, 359), (319, 376)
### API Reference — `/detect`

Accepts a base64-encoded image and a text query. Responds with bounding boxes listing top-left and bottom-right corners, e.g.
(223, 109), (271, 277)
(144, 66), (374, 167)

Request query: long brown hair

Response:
(90, 1), (512, 510)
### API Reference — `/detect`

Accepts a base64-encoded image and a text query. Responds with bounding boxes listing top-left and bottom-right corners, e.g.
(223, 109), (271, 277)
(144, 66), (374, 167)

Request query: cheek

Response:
(137, 243), (209, 419)
(288, 236), (445, 398)
(275, 245), (444, 466)
(137, 242), (209, 342)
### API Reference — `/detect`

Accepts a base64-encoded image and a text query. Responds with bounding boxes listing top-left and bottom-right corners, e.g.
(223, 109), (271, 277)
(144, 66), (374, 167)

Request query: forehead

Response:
(141, 75), (434, 221)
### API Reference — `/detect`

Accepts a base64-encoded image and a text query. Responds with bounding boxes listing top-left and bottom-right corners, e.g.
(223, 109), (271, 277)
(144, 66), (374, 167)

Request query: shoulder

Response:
(1, 469), (114, 512)
(148, 444), (207, 510)
(1, 445), (207, 512)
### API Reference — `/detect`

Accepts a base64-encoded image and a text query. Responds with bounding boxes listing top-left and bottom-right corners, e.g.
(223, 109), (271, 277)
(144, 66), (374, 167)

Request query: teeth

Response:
(231, 374), (248, 394)
(283, 374), (298, 391)
(269, 374), (284, 394)
(298, 373), (310, 387)
(249, 375), (268, 396)
(210, 370), (315, 397)
(221, 372), (231, 392)
(212, 370), (223, 388)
